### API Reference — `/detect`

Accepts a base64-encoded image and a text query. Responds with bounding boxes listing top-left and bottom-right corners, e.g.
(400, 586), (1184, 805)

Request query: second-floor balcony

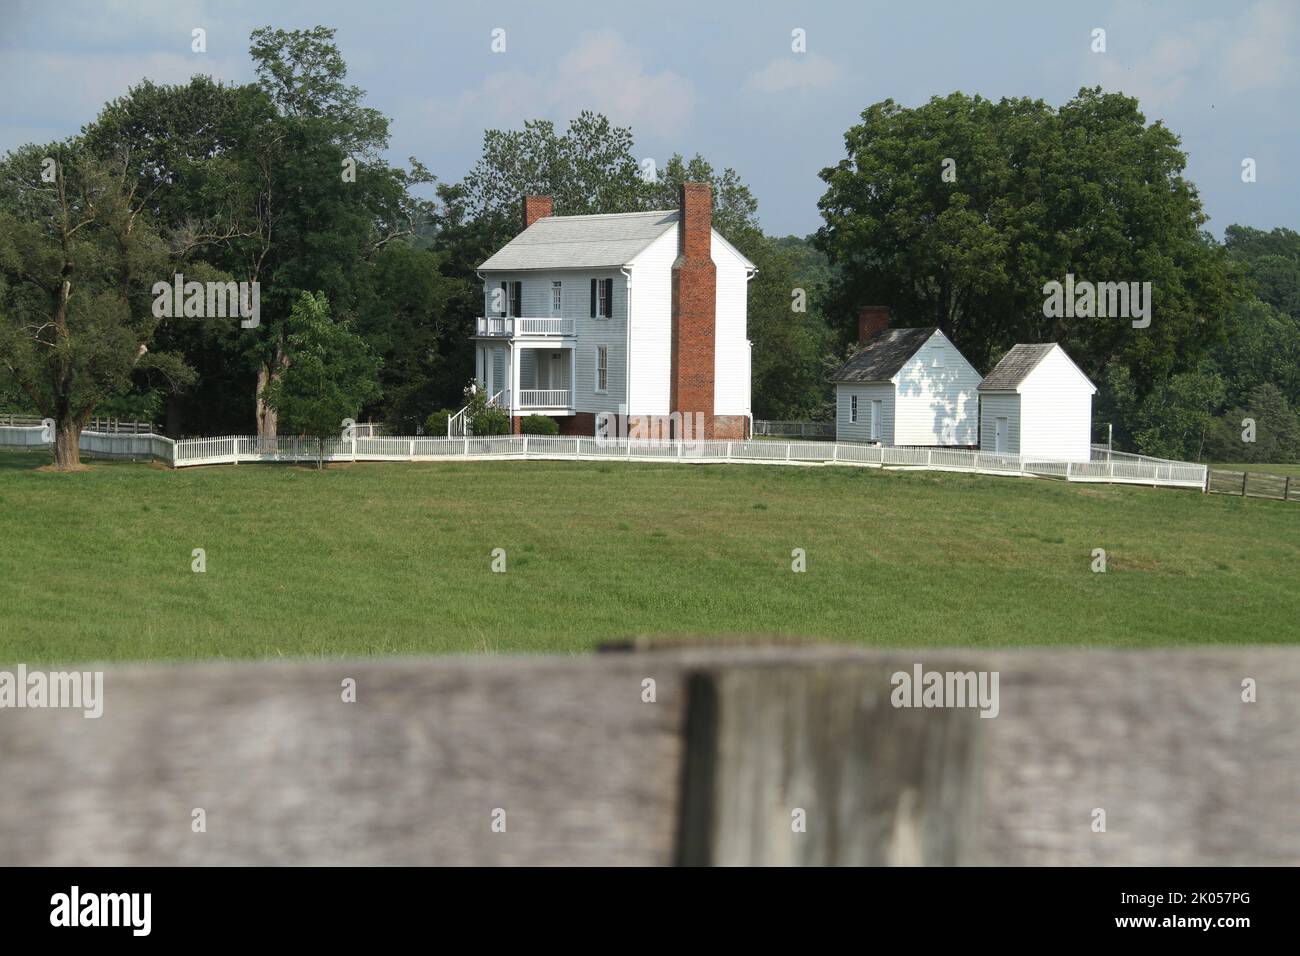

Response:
(476, 316), (575, 337)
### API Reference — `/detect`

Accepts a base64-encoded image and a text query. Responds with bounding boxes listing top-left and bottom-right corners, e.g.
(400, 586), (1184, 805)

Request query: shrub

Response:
(472, 407), (511, 436)
(424, 409), (453, 436)
(520, 415), (559, 436)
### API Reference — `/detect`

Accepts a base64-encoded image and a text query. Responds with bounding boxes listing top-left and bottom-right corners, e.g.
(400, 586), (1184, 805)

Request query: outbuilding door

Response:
(995, 417), (1007, 453)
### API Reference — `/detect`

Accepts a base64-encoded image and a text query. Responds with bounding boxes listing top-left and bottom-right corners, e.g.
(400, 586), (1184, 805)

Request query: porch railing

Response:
(475, 316), (575, 336)
(517, 389), (572, 409)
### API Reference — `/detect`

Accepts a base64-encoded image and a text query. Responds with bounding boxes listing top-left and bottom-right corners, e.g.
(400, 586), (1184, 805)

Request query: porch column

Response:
(570, 347), (577, 411)
(511, 342), (522, 415)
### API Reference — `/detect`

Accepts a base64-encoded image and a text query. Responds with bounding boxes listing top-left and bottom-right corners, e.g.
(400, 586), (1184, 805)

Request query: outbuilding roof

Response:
(828, 327), (938, 383)
(978, 343), (1060, 391)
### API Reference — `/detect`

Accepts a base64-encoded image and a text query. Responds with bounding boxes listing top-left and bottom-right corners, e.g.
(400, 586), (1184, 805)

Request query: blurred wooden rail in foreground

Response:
(1, 647), (1296, 865)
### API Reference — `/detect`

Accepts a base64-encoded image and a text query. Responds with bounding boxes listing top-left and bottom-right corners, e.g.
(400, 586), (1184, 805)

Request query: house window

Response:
(850, 395), (858, 424)
(931, 347), (945, 368)
(595, 346), (608, 392)
(499, 280), (522, 317)
(870, 400), (883, 440)
(590, 278), (613, 318)
(551, 281), (562, 314)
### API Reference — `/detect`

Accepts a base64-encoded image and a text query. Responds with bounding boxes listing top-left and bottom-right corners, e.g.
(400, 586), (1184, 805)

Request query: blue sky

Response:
(1, 0), (1295, 238)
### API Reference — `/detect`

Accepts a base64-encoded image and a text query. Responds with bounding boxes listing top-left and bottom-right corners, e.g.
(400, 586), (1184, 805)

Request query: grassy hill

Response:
(1, 449), (1297, 663)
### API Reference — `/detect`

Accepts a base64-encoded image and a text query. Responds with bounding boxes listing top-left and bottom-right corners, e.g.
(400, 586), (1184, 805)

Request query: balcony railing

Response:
(517, 389), (572, 409)
(476, 316), (575, 336)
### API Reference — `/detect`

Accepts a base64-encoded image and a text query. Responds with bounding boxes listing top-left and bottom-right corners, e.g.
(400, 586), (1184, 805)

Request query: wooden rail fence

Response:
(1, 646), (1296, 866)
(1207, 468), (1299, 502)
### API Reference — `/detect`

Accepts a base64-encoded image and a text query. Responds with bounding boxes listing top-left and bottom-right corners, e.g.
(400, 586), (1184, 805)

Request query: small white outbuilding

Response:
(977, 343), (1096, 461)
(830, 324), (982, 446)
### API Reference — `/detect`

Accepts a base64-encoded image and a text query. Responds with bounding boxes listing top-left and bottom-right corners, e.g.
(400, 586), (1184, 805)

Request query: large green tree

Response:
(0, 143), (193, 467)
(80, 28), (435, 437)
(815, 88), (1243, 390)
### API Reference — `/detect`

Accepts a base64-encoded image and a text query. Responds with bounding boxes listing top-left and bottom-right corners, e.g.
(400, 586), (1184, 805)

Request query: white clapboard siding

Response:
(978, 393), (1021, 454)
(836, 383), (894, 444)
(891, 331), (982, 446)
(1016, 346), (1094, 461)
(711, 233), (752, 418)
(627, 227), (676, 416)
(482, 270), (627, 413)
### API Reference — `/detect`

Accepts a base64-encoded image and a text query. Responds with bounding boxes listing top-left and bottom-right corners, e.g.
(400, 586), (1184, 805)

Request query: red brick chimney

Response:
(858, 306), (891, 345)
(522, 195), (553, 231)
(670, 182), (716, 439)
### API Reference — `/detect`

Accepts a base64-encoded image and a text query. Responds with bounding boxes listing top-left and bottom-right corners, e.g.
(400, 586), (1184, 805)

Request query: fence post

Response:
(1242, 472), (1249, 497)
(1285, 476), (1291, 502)
(464, 435), (469, 458)
(523, 435), (529, 459)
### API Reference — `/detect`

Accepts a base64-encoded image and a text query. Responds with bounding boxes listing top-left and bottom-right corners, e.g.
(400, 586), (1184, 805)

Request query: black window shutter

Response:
(590, 279), (597, 317)
(604, 278), (613, 317)
(500, 281), (508, 316)
(511, 282), (522, 317)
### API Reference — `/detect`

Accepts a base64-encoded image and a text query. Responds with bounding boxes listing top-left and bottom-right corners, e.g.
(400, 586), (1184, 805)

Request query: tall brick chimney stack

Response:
(858, 306), (891, 345)
(522, 195), (553, 231)
(670, 182), (717, 439)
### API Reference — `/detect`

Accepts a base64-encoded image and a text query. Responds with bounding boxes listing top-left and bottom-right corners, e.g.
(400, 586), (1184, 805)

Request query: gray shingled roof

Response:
(829, 327), (938, 383)
(479, 210), (679, 271)
(978, 343), (1057, 391)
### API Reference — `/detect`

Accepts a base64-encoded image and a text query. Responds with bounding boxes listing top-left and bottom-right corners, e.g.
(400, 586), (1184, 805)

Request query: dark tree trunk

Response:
(54, 415), (82, 470)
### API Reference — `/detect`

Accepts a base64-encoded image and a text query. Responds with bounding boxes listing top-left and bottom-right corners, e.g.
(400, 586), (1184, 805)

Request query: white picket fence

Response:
(0, 425), (1209, 488)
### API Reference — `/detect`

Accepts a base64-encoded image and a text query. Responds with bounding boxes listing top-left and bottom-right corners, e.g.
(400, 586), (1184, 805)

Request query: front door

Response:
(550, 353), (562, 391)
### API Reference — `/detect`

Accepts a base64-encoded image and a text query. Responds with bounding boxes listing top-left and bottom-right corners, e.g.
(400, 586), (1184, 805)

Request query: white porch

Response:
(476, 343), (576, 416)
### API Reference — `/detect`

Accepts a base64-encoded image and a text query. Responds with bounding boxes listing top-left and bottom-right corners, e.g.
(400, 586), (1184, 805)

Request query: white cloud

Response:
(416, 30), (696, 138)
(743, 54), (843, 94)
(1088, 0), (1298, 113)
(0, 50), (244, 145)
(1221, 0), (1298, 93)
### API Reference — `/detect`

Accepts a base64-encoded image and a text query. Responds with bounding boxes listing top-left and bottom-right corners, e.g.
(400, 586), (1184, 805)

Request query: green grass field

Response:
(2, 449), (1297, 663)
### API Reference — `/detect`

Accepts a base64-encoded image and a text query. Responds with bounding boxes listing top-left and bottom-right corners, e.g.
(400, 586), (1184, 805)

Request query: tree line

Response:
(1, 27), (1295, 468)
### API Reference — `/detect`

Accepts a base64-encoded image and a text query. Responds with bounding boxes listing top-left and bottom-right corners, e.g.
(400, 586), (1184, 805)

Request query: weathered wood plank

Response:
(675, 660), (982, 865)
(2, 648), (1297, 865)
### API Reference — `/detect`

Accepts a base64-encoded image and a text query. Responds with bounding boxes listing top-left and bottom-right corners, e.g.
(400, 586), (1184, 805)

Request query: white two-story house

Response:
(473, 184), (755, 439)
